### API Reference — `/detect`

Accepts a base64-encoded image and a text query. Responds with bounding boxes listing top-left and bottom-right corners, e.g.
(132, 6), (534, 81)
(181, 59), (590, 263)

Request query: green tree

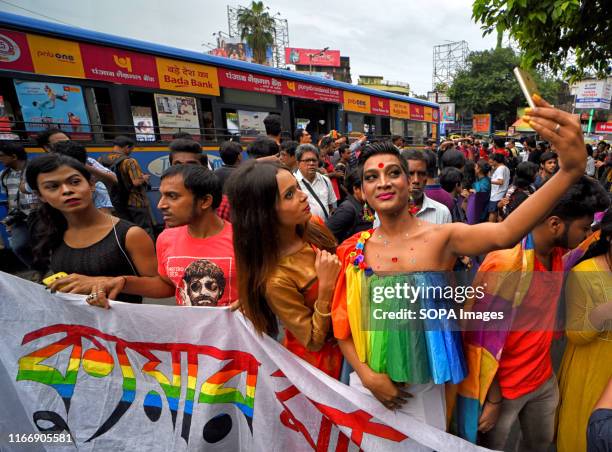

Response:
(448, 47), (565, 130)
(472, 0), (611, 81)
(237, 1), (276, 65)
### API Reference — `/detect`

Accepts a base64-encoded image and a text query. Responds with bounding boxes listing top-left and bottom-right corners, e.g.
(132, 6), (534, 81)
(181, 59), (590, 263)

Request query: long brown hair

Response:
(226, 160), (336, 336)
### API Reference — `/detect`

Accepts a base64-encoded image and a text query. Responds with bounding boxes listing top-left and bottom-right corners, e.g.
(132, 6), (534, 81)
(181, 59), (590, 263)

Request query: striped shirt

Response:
(106, 153), (149, 208)
(0, 167), (39, 215)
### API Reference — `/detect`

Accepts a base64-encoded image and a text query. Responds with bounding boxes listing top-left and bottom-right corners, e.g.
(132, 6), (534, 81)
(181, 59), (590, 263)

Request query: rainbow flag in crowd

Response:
(453, 231), (599, 442)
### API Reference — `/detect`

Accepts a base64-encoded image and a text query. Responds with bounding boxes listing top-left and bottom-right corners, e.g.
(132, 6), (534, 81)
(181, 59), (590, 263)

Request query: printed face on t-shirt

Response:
(178, 259), (226, 306)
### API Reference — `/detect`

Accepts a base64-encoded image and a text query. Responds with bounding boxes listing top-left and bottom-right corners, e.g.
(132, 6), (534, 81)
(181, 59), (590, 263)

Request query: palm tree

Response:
(236, 1), (275, 65)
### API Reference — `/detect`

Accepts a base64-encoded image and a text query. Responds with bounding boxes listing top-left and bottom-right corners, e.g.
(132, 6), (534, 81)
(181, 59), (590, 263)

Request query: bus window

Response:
(0, 77), (22, 140)
(406, 121), (427, 145)
(390, 118), (405, 137)
(200, 98), (214, 142)
(346, 113), (363, 136)
(91, 87), (117, 141)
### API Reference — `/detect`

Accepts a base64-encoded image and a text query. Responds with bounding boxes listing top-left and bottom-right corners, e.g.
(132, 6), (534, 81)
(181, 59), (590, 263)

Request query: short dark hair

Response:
(548, 176), (610, 221)
(219, 141), (242, 165)
(36, 128), (65, 147)
(493, 137), (506, 148)
(280, 140), (298, 158)
(293, 128), (306, 142)
(172, 131), (194, 140)
(401, 149), (428, 164)
(247, 137), (279, 159)
(586, 144), (593, 157)
(169, 138), (201, 153)
(513, 161), (538, 189)
(160, 164), (222, 209)
(168, 139), (203, 165)
(476, 159), (491, 176)
(357, 141), (409, 178)
(0, 142), (27, 161)
(492, 153), (506, 164)
(344, 168), (362, 196)
(423, 149), (438, 178)
(439, 167), (463, 192)
(441, 149), (466, 169)
(525, 137), (536, 148)
(112, 135), (134, 148)
(52, 140), (87, 164)
(263, 114), (281, 137)
(391, 135), (403, 143)
(540, 151), (557, 164)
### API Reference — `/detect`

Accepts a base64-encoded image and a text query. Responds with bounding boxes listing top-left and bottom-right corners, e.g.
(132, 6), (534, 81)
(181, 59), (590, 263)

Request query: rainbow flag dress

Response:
(332, 230), (467, 385)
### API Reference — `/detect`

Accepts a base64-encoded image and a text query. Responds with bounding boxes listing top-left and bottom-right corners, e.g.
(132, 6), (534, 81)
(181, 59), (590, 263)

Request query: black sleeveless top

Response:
(50, 219), (142, 303)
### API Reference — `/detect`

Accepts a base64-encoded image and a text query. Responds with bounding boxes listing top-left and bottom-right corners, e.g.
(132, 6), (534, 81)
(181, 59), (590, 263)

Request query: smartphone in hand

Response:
(513, 67), (540, 109)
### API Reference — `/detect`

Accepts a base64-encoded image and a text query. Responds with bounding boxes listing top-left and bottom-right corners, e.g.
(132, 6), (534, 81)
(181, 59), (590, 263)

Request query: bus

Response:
(0, 12), (439, 172)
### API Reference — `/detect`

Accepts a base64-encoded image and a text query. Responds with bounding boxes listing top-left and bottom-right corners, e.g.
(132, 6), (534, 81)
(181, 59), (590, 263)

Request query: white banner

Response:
(0, 272), (488, 452)
(575, 80), (612, 110)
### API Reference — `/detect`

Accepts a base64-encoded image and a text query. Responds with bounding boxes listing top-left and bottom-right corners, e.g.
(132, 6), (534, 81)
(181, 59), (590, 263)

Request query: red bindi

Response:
(391, 257), (398, 263)
(378, 162), (385, 168)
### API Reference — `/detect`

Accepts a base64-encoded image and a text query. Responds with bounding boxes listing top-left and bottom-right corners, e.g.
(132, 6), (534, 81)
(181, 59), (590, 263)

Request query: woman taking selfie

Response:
(26, 153), (156, 303)
(227, 159), (343, 378)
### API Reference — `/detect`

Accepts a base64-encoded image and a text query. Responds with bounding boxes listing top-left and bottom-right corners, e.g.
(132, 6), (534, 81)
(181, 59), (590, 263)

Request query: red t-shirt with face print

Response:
(156, 221), (237, 306)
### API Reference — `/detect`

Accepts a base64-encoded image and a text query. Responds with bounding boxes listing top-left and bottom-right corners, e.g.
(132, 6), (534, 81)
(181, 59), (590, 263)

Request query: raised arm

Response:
(446, 96), (586, 257)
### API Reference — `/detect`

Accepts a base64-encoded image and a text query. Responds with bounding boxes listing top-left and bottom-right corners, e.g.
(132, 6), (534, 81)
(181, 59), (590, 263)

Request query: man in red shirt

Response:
(100, 164), (238, 307)
(492, 136), (510, 157)
(477, 177), (610, 451)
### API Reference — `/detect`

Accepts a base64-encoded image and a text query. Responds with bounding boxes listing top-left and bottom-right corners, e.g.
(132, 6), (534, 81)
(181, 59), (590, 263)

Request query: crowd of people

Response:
(1, 98), (611, 451)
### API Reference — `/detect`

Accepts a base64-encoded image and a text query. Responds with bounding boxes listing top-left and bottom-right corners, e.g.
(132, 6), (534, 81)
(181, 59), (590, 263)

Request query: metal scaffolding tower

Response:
(227, 5), (290, 68)
(432, 41), (469, 90)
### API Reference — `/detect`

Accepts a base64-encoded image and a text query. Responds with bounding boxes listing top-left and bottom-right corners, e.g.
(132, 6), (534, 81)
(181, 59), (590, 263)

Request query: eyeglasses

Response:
(299, 159), (318, 164)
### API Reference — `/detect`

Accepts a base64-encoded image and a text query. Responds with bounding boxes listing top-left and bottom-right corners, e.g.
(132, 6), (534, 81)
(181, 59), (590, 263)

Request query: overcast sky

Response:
(1, 0), (498, 95)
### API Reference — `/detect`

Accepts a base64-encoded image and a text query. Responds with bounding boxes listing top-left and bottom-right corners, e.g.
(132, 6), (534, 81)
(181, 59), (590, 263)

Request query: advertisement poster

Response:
(131, 106), (155, 142)
(0, 95), (10, 132)
(237, 110), (267, 136)
(575, 80), (611, 110)
(285, 48), (341, 67)
(154, 93), (200, 140)
(440, 103), (456, 124)
(13, 80), (91, 139)
(225, 112), (240, 137)
(472, 114), (492, 134)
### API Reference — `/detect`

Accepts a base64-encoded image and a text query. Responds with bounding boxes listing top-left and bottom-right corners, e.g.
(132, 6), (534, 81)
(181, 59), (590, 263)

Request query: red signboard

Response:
(218, 68), (283, 95)
(285, 48), (341, 67)
(409, 104), (424, 121)
(595, 121), (612, 133)
(282, 80), (341, 103)
(432, 108), (439, 122)
(0, 28), (34, 72)
(80, 43), (158, 88)
(370, 96), (390, 116)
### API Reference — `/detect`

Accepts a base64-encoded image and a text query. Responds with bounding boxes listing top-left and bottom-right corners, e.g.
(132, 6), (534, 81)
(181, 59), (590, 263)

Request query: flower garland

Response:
(349, 230), (374, 276)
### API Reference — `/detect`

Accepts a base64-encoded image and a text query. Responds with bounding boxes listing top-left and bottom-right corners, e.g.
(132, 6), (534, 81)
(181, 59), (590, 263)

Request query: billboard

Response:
(472, 114), (492, 134)
(211, 37), (272, 66)
(14, 80), (91, 138)
(440, 103), (455, 124)
(575, 80), (611, 110)
(285, 48), (341, 67)
(154, 93), (200, 140)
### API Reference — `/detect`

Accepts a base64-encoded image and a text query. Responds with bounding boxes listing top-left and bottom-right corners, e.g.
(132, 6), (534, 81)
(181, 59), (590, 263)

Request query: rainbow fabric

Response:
(16, 324), (258, 441)
(453, 231), (600, 443)
(332, 231), (467, 385)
